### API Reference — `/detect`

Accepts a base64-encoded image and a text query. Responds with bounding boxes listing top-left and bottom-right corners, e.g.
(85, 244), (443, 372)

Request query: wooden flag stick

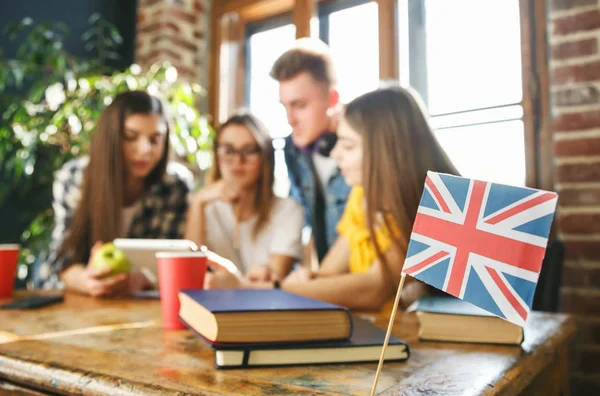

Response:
(370, 273), (407, 396)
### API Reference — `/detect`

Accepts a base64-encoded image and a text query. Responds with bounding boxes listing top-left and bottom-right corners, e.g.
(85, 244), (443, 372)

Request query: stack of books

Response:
(178, 289), (410, 369)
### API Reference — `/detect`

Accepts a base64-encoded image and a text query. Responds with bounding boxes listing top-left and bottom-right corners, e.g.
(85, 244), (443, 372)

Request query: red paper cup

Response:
(0, 244), (20, 298)
(156, 251), (207, 330)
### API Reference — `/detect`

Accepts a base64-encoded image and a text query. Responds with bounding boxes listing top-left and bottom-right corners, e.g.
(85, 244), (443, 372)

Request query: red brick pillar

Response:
(135, 0), (208, 86)
(550, 0), (600, 393)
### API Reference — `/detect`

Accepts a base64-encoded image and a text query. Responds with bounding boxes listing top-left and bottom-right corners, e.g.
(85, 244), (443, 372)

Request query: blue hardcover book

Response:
(178, 289), (353, 344)
(181, 315), (410, 369)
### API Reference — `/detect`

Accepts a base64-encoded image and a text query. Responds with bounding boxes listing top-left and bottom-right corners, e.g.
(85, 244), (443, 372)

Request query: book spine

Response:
(344, 308), (354, 339)
(242, 349), (250, 367)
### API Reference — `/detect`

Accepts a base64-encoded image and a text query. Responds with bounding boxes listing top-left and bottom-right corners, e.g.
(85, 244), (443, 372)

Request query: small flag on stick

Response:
(371, 172), (558, 395)
(401, 172), (558, 326)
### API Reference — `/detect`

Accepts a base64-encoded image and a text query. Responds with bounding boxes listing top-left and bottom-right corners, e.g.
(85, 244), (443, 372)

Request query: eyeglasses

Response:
(216, 144), (262, 162)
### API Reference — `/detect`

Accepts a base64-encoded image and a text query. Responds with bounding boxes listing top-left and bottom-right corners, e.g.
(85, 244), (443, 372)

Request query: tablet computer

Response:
(113, 239), (199, 284)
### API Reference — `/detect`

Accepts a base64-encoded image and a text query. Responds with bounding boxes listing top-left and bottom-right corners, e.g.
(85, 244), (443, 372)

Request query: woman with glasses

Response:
(185, 112), (304, 283)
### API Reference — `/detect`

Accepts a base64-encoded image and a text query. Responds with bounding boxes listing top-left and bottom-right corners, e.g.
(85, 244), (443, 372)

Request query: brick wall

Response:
(136, 0), (209, 109)
(550, 0), (600, 393)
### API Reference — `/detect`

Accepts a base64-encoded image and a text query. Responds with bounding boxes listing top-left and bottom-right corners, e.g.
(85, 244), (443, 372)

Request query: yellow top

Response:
(336, 186), (395, 274)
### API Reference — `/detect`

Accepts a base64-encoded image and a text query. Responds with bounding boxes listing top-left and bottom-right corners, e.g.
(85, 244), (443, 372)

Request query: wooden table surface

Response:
(0, 291), (576, 396)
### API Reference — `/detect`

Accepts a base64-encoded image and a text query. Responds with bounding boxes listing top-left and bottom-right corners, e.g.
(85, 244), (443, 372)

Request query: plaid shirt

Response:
(37, 156), (194, 289)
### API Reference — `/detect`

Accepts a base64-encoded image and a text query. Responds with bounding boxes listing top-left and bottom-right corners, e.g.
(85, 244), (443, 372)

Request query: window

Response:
(400, 0), (526, 186)
(246, 16), (295, 196)
(246, 18), (295, 138)
(320, 0), (379, 103)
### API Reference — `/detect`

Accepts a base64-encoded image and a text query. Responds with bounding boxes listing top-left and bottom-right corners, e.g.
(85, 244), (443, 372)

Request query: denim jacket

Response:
(283, 135), (351, 256)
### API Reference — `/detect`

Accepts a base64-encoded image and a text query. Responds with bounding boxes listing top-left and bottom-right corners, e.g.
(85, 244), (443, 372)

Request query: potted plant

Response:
(0, 14), (214, 286)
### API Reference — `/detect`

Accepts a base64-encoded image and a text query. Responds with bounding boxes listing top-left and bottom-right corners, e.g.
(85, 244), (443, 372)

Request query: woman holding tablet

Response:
(38, 91), (193, 297)
(185, 112), (304, 283)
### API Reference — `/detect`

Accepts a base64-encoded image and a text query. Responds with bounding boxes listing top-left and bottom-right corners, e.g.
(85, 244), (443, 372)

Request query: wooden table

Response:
(0, 291), (576, 396)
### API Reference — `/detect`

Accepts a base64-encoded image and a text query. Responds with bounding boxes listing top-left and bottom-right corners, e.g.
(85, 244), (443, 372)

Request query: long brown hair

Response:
(59, 91), (170, 264)
(343, 84), (459, 273)
(211, 112), (276, 239)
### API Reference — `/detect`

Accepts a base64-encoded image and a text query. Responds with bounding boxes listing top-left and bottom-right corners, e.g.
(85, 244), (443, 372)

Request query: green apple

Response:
(91, 242), (131, 275)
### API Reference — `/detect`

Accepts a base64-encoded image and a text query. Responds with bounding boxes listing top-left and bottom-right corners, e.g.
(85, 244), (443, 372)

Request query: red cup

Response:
(156, 251), (207, 330)
(0, 244), (20, 298)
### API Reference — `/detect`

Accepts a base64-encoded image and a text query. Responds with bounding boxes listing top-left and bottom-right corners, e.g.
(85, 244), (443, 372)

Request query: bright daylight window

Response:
(325, 0), (379, 104)
(246, 18), (295, 196)
(400, 0), (525, 186)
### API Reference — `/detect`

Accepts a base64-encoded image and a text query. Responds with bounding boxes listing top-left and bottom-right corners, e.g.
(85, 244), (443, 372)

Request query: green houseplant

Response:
(0, 15), (214, 285)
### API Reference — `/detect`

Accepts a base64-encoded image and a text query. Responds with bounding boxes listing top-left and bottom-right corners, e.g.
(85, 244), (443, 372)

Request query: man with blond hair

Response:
(270, 38), (350, 265)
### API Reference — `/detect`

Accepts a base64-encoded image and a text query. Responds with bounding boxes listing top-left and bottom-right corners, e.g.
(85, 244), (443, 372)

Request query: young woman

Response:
(204, 85), (459, 310)
(185, 112), (304, 282)
(38, 91), (194, 296)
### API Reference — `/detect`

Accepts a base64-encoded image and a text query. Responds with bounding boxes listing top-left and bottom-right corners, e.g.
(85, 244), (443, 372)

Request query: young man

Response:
(270, 38), (351, 265)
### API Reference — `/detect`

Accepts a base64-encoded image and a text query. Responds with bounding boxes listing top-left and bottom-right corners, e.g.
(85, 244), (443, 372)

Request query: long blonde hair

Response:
(343, 84), (459, 270)
(211, 112), (276, 239)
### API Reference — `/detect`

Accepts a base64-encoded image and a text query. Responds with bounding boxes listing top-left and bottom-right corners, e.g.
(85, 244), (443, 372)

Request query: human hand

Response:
(64, 241), (129, 297)
(283, 267), (315, 285)
(204, 265), (243, 289)
(126, 269), (155, 295)
(246, 264), (272, 282)
(193, 180), (242, 206)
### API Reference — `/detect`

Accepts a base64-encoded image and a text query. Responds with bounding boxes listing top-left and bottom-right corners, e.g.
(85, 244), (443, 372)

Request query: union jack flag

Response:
(402, 172), (558, 326)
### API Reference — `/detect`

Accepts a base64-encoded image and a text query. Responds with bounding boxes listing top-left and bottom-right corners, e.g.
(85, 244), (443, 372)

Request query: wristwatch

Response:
(273, 280), (281, 289)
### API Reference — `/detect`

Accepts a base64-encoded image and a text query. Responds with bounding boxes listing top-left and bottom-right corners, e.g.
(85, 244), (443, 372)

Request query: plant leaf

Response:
(81, 29), (96, 41)
(88, 13), (101, 24)
(109, 27), (123, 45)
(105, 51), (120, 60)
